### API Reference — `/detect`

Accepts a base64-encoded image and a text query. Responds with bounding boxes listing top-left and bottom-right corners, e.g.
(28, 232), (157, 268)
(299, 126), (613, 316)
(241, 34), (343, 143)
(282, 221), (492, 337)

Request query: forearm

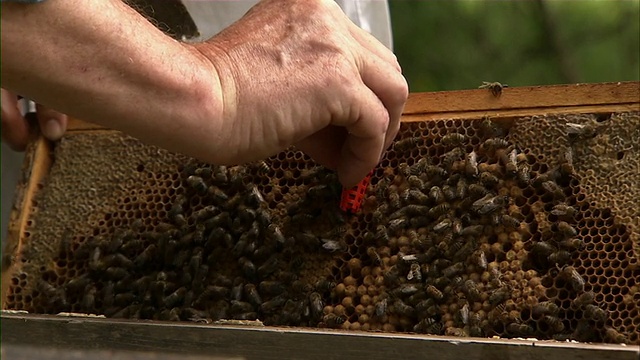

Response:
(1, 0), (224, 162)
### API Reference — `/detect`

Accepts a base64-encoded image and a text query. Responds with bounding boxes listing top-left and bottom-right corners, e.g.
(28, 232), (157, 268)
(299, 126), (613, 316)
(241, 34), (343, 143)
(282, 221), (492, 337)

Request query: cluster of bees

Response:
(316, 118), (629, 343)
(23, 115), (633, 344)
(38, 162), (343, 326)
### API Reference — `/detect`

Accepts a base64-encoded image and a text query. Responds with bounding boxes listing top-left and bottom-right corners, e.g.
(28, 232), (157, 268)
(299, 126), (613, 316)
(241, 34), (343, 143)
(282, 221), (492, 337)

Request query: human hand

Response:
(193, 0), (408, 187)
(1, 88), (68, 151)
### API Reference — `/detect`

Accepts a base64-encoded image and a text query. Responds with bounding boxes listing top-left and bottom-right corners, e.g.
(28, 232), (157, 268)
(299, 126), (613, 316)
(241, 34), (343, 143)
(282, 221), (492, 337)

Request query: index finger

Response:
(334, 84), (389, 187)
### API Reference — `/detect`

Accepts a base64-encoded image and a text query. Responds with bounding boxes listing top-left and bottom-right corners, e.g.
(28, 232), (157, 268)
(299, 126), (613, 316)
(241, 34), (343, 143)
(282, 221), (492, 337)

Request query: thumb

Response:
(36, 104), (68, 141)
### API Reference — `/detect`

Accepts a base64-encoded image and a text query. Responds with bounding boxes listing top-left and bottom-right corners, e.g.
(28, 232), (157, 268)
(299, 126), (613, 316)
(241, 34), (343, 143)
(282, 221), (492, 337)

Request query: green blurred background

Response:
(389, 0), (640, 92)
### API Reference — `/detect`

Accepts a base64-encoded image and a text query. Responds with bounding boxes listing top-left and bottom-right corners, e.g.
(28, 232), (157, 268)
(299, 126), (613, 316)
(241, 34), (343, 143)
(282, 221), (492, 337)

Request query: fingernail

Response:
(43, 118), (64, 140)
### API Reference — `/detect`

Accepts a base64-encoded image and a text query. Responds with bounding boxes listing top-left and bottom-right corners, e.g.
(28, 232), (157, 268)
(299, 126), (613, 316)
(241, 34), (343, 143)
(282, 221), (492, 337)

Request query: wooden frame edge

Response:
(1, 136), (53, 306)
(65, 81), (640, 131)
(1, 313), (638, 360)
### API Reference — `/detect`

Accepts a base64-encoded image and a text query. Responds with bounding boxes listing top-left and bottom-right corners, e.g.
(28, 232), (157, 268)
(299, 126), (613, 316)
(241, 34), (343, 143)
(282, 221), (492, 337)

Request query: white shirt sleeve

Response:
(181, 0), (393, 50)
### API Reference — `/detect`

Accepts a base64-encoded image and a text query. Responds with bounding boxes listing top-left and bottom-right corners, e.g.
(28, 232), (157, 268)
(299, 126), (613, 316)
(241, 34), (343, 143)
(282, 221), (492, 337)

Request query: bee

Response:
(258, 281), (285, 297)
(442, 147), (465, 169)
(230, 280), (244, 302)
(414, 298), (437, 316)
(471, 194), (508, 215)
(212, 165), (228, 184)
(163, 287), (186, 308)
(516, 163), (530, 184)
(506, 323), (534, 336)
(394, 136), (420, 152)
(388, 218), (409, 233)
(458, 303), (470, 326)
(65, 273), (92, 294)
(460, 225), (484, 237)
(367, 247), (383, 265)
(555, 221), (577, 238)
(427, 186), (443, 204)
(393, 299), (415, 317)
(250, 160), (271, 176)
(542, 315), (565, 333)
(453, 239), (477, 263)
(504, 148), (518, 175)
(105, 266), (129, 281)
(410, 158), (430, 176)
(389, 191), (402, 210)
(246, 184), (266, 207)
(322, 313), (347, 328)
(442, 185), (457, 201)
(259, 295), (287, 314)
(442, 262), (465, 280)
(321, 239), (347, 252)
(114, 292), (137, 307)
(571, 291), (595, 309)
(243, 284), (262, 307)
(407, 262), (422, 281)
(482, 138), (510, 153)
(500, 214), (521, 228)
(558, 148), (575, 176)
(566, 122), (597, 141)
(531, 241), (556, 265)
(257, 254), (280, 279)
(426, 284), (444, 302)
(374, 296), (389, 318)
(603, 326), (630, 344)
(541, 181), (565, 199)
(428, 203), (450, 218)
(461, 279), (480, 302)
(432, 218), (452, 233)
(583, 304), (607, 323)
(489, 286), (511, 306)
(383, 266), (401, 287)
(231, 300), (255, 315)
(469, 316), (483, 337)
(425, 164), (448, 178)
(441, 133), (466, 147)
(227, 166), (246, 188)
(550, 204), (577, 219)
(186, 175), (208, 194)
(406, 175), (425, 191)
(479, 81), (508, 97)
(548, 250), (572, 266)
(471, 250), (488, 270)
(558, 265), (584, 292)
(192, 205), (217, 222)
(239, 257), (257, 282)
(398, 162), (412, 178)
(265, 224), (285, 247)
(308, 292), (324, 321)
(195, 166), (213, 178)
(465, 151), (479, 177)
(468, 183), (490, 198)
(455, 177), (468, 200)
(558, 238), (583, 251)
(445, 327), (469, 337)
(414, 317), (442, 335)
(479, 171), (500, 188)
(532, 301), (559, 317)
(196, 285), (229, 304)
(295, 232), (320, 250)
(436, 232), (454, 252)
(405, 189), (430, 204)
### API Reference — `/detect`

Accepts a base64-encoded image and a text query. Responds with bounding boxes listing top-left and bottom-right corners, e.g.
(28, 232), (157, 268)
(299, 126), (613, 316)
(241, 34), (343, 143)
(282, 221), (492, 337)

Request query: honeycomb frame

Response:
(2, 82), (639, 347)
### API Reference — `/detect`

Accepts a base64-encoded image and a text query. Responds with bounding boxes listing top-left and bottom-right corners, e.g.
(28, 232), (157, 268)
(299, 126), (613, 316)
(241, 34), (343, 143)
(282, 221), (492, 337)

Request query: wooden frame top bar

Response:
(66, 81), (640, 131)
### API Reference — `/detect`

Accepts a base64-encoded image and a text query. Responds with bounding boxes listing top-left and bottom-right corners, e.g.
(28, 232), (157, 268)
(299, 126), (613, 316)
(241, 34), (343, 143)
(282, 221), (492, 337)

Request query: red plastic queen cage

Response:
(340, 171), (373, 213)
